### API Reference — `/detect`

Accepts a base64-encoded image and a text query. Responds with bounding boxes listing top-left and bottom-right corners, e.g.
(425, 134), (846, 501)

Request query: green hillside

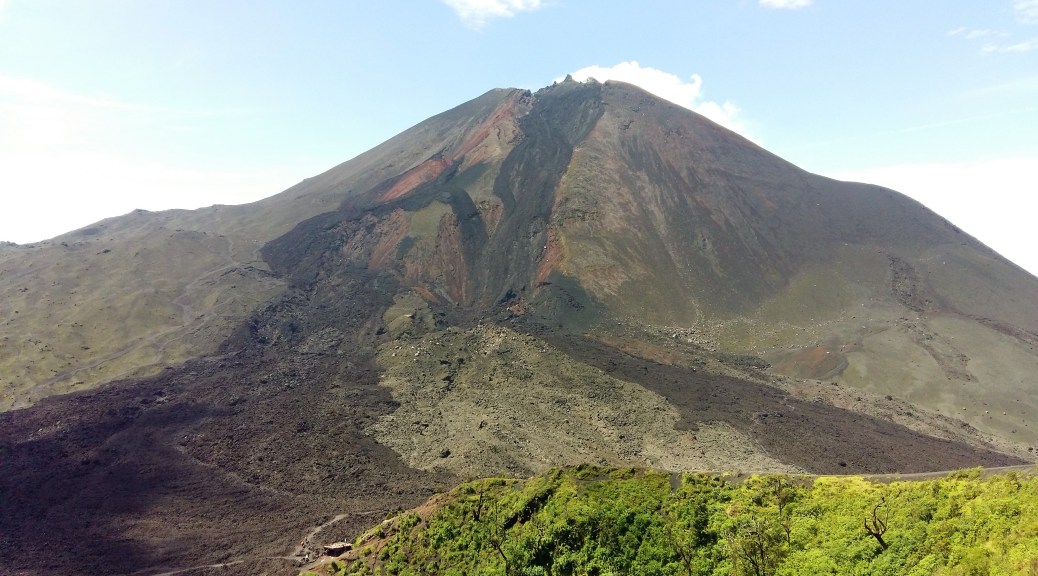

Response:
(310, 466), (1038, 576)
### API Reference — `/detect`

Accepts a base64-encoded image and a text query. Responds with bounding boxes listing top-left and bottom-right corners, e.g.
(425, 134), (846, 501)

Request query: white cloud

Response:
(442, 0), (542, 29)
(829, 157), (1038, 277)
(948, 27), (1007, 40)
(0, 149), (308, 244)
(950, 3), (1038, 53)
(759, 0), (812, 9)
(0, 75), (143, 111)
(564, 61), (751, 139)
(1014, 0), (1038, 24)
(0, 75), (311, 243)
(965, 29), (994, 39)
(947, 21), (1031, 53)
(0, 76), (107, 158)
(982, 38), (1038, 52)
(966, 28), (1002, 40)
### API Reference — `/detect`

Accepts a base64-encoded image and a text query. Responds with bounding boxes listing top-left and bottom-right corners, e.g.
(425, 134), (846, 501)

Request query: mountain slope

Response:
(0, 87), (524, 411)
(0, 79), (1034, 576)
(549, 81), (1038, 443)
(265, 77), (1038, 445)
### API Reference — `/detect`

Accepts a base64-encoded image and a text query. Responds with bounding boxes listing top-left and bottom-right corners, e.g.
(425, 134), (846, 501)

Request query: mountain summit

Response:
(1, 80), (1035, 575)
(270, 78), (1038, 444)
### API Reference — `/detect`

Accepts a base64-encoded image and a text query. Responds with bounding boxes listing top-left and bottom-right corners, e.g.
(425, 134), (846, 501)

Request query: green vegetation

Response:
(313, 465), (1038, 576)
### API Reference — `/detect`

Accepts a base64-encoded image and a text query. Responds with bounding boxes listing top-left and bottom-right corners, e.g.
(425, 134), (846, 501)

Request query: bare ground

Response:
(0, 271), (452, 576)
(370, 321), (799, 478)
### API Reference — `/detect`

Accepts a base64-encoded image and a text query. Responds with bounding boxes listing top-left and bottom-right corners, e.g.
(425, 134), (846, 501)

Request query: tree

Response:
(725, 513), (785, 576)
(665, 478), (720, 576)
(759, 476), (798, 546)
(482, 496), (515, 576)
(864, 498), (888, 551)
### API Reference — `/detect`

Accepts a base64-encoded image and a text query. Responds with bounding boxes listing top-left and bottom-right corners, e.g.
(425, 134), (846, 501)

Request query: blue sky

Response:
(1, 0), (1036, 274)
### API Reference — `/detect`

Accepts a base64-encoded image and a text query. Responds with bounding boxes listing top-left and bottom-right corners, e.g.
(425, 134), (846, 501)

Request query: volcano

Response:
(1, 78), (1035, 575)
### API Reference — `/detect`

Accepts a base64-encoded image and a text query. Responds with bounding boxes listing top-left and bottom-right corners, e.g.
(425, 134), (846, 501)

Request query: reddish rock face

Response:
(266, 79), (1038, 454)
(294, 81), (603, 311)
(307, 79), (1028, 331)
(296, 78), (1038, 459)
(378, 157), (455, 203)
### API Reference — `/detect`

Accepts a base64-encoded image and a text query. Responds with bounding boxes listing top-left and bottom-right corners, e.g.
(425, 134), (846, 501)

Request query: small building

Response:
(322, 541), (352, 556)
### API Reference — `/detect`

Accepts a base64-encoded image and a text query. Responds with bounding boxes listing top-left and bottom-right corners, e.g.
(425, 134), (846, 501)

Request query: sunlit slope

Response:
(541, 81), (1038, 444)
(4, 77), (1035, 447)
(1, 80), (1033, 576)
(0, 88), (524, 410)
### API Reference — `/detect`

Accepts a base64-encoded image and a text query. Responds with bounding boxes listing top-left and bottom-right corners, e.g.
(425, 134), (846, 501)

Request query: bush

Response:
(323, 466), (1038, 576)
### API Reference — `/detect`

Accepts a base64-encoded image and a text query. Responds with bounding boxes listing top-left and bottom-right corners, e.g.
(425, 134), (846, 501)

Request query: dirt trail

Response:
(860, 463), (1036, 482)
(40, 235), (255, 389)
(133, 560), (245, 576)
(290, 512), (351, 559)
(114, 511), (376, 576)
(172, 235), (238, 325)
(114, 507), (384, 576)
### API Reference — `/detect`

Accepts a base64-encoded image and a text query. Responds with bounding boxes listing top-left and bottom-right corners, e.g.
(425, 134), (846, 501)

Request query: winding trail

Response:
(139, 560), (246, 576)
(290, 512), (352, 559)
(860, 463), (1036, 482)
(121, 511), (371, 576)
(110, 462), (1035, 576)
(39, 235), (265, 391)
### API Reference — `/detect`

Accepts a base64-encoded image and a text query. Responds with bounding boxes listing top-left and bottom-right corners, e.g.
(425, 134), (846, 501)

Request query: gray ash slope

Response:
(1, 79), (1034, 576)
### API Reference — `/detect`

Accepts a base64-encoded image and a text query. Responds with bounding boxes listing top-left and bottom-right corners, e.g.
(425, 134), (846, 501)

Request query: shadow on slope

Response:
(0, 268), (451, 576)
(541, 332), (1025, 474)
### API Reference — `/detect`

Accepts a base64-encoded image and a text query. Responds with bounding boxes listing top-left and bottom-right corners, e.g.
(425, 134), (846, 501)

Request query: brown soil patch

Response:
(378, 157), (453, 203)
(535, 229), (563, 286)
(772, 345), (849, 380)
(455, 91), (526, 169)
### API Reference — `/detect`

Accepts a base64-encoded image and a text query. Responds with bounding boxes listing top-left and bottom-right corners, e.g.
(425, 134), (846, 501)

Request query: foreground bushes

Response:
(318, 465), (1038, 575)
